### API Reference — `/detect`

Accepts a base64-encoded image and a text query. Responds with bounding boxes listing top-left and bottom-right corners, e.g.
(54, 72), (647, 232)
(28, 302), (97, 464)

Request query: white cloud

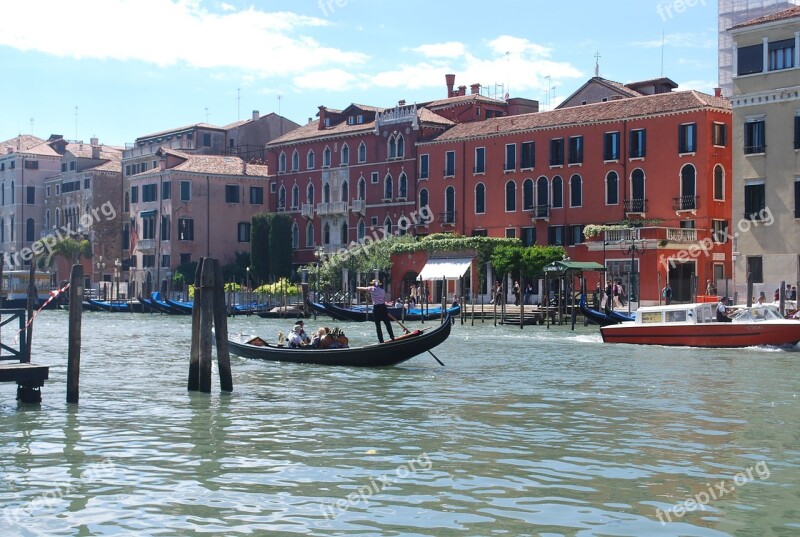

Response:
(0, 0), (367, 74)
(412, 42), (466, 59)
(293, 69), (360, 91)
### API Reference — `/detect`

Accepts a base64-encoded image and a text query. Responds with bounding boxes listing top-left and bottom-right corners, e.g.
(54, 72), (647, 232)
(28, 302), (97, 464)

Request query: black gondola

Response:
(227, 315), (452, 367)
(579, 294), (633, 326)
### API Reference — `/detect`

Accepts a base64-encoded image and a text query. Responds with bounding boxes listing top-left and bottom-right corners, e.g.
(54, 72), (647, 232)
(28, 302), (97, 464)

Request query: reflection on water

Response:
(1, 311), (799, 536)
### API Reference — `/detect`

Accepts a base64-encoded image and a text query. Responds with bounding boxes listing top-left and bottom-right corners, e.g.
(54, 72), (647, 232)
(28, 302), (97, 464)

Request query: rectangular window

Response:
(371, 172), (379, 184)
(180, 180), (191, 202)
(474, 147), (485, 174)
(250, 186), (264, 204)
(26, 186), (35, 205)
(768, 38), (795, 71)
(629, 129), (646, 158)
(795, 179), (800, 218)
(61, 163), (67, 172)
(568, 136), (583, 164)
(678, 123), (697, 153)
(747, 256), (764, 284)
(142, 215), (155, 240)
(24, 160), (39, 169)
(521, 141), (535, 169)
(712, 219), (729, 243)
(548, 225), (564, 246)
(46, 186), (51, 197)
(178, 218), (194, 241)
(121, 223), (130, 250)
(743, 182), (766, 219)
(180, 253), (192, 265)
(603, 132), (620, 160)
(505, 228), (516, 239)
(521, 227), (536, 247)
(161, 215), (170, 241)
(445, 151), (455, 176)
(131, 186), (139, 203)
(142, 184), (157, 202)
(203, 133), (211, 147)
(568, 224), (585, 246)
(161, 181), (171, 200)
(504, 144), (516, 171)
(84, 178), (90, 189)
(161, 254), (171, 268)
(549, 138), (564, 166)
(737, 43), (763, 75)
(142, 255), (156, 268)
(238, 222), (251, 242)
(712, 122), (727, 147)
(744, 119), (766, 154)
(794, 115), (800, 150)
(420, 154), (429, 179)
(225, 184), (240, 203)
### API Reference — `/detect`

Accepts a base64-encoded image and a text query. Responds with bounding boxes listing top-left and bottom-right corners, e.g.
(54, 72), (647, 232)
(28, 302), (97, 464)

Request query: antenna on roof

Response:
(661, 30), (665, 77)
(74, 106), (78, 139)
(205, 107), (209, 123)
(594, 52), (601, 77)
(545, 75), (552, 110)
(278, 94), (282, 116)
(237, 88), (241, 121)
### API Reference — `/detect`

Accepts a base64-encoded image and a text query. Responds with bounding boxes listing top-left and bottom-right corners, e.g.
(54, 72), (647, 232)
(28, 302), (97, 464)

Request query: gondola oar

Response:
(388, 312), (444, 366)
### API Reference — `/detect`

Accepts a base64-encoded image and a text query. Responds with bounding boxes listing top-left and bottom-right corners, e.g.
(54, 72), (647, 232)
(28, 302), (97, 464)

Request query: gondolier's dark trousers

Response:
(372, 303), (395, 343)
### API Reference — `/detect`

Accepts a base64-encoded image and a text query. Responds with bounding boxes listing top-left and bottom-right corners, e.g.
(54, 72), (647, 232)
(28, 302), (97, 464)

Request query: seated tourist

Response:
(288, 325), (309, 348)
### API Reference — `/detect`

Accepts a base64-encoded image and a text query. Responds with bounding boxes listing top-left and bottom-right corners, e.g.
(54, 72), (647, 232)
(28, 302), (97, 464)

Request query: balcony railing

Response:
(672, 195), (697, 211)
(744, 144), (766, 154)
(316, 201), (349, 216)
(137, 238), (156, 252)
(624, 198), (647, 213)
(604, 228), (640, 242)
(438, 211), (456, 225)
(351, 199), (366, 215)
(531, 204), (550, 220)
(665, 228), (697, 242)
(301, 204), (314, 219)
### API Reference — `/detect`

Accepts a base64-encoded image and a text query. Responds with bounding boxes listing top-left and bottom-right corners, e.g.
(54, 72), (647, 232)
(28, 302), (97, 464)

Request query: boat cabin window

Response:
(641, 312), (662, 323)
(665, 310), (687, 323)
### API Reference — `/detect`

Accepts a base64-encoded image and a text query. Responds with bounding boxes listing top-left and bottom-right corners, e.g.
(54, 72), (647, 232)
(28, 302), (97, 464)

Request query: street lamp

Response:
(621, 238), (647, 313)
(95, 256), (106, 300)
(314, 246), (324, 306)
(114, 258), (121, 303)
(246, 266), (251, 306)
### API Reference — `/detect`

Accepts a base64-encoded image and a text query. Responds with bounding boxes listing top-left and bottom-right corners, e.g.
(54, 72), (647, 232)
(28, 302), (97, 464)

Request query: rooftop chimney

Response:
(458, 85), (467, 96)
(398, 99), (406, 106)
(91, 137), (100, 159)
(470, 83), (480, 95)
(714, 87), (722, 97)
(252, 110), (260, 121)
(445, 73), (455, 97)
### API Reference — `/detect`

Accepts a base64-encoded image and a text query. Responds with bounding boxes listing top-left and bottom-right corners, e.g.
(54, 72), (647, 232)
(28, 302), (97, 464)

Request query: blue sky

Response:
(0, 0), (717, 147)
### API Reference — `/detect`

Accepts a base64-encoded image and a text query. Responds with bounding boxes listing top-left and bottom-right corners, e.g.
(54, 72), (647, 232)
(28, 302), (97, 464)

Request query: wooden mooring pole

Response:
(188, 258), (233, 394)
(67, 264), (83, 404)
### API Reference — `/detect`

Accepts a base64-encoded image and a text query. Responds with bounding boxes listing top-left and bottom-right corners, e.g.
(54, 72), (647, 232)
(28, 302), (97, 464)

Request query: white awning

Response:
(418, 258), (473, 281)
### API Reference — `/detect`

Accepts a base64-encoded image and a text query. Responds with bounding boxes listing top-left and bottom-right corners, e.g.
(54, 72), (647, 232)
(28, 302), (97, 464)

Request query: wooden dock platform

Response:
(0, 362), (49, 403)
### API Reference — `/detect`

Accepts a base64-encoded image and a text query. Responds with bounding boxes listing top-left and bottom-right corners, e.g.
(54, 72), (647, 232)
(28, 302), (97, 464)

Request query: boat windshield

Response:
(729, 305), (784, 322)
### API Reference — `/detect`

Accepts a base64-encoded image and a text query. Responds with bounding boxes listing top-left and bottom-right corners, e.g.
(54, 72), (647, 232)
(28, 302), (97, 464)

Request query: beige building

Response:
(730, 6), (800, 296)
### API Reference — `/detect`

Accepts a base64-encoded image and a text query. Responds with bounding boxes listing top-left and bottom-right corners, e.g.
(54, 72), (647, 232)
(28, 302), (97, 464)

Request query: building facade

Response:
(730, 5), (800, 296)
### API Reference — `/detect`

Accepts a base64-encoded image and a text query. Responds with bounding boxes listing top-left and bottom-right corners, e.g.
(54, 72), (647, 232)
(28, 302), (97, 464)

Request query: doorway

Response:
(668, 261), (695, 303)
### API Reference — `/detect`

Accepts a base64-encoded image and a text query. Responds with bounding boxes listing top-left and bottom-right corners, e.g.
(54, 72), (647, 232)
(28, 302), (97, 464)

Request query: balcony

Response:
(531, 204), (550, 220)
(438, 211), (456, 226)
(316, 201), (348, 216)
(600, 227), (697, 245)
(604, 228), (640, 242)
(301, 204), (314, 219)
(672, 195), (697, 212)
(351, 199), (366, 215)
(623, 198), (647, 214)
(137, 238), (156, 252)
(665, 228), (697, 242)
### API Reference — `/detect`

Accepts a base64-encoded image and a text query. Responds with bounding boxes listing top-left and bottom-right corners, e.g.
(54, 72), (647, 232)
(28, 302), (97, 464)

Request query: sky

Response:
(0, 0), (718, 148)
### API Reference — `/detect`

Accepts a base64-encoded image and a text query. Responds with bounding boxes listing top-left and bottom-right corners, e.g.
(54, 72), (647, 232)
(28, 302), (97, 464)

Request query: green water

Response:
(1, 311), (799, 536)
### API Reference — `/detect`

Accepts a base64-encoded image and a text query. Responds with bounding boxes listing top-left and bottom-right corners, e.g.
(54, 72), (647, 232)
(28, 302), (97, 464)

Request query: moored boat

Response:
(227, 315), (452, 367)
(600, 302), (800, 348)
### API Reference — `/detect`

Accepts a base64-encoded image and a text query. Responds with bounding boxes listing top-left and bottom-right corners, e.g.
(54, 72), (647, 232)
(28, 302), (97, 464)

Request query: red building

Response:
(418, 88), (732, 305)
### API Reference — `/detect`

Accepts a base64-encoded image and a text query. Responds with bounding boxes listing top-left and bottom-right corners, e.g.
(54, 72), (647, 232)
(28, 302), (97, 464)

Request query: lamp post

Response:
(95, 256), (106, 300)
(621, 238), (646, 313)
(114, 258), (121, 303)
(246, 266), (251, 306)
(314, 246), (324, 309)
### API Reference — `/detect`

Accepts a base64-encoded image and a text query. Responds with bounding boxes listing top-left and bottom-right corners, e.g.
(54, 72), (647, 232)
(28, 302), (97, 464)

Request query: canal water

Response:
(1, 310), (799, 536)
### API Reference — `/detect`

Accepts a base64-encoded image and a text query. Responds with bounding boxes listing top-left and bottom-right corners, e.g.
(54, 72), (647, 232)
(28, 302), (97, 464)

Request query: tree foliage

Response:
(250, 213), (270, 282)
(491, 244), (565, 279)
(268, 213), (293, 279)
(40, 237), (92, 268)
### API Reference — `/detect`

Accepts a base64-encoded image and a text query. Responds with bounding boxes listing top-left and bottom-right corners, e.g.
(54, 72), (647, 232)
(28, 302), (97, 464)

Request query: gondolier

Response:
(357, 279), (395, 343)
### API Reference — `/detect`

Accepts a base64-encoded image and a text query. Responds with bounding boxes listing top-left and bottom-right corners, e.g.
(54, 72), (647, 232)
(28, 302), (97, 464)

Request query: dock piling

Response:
(67, 264), (83, 404)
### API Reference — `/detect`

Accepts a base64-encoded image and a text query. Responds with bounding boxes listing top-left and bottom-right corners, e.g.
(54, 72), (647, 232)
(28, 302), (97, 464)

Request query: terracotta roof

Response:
(732, 5), (800, 28)
(159, 149), (269, 177)
(0, 135), (47, 155)
(557, 77), (642, 109)
(267, 118), (377, 146)
(417, 107), (455, 126)
(425, 90), (730, 144)
(69, 143), (123, 160)
(626, 77), (679, 90)
(423, 93), (507, 109)
(92, 152), (123, 173)
(136, 122), (224, 141)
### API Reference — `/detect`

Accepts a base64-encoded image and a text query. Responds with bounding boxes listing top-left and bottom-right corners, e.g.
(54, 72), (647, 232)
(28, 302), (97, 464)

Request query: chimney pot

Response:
(714, 87), (722, 97)
(458, 85), (467, 96)
(398, 99), (406, 106)
(470, 83), (480, 95)
(252, 110), (260, 120)
(445, 73), (456, 97)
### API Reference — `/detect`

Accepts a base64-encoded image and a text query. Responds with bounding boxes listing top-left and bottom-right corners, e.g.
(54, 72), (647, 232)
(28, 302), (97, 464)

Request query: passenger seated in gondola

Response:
(288, 324), (310, 347)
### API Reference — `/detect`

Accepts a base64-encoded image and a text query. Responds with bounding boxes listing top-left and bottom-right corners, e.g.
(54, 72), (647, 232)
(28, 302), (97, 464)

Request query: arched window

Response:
(55, 208), (61, 228)
(323, 222), (330, 244)
(606, 171), (619, 205)
(278, 185), (286, 209)
(358, 177), (366, 200)
(388, 135), (397, 159)
(291, 185), (299, 209)
(680, 164), (697, 209)
(630, 169), (646, 212)
(536, 176), (549, 216)
(475, 183), (486, 214)
(10, 215), (14, 241)
(419, 188), (429, 212)
(278, 152), (287, 173)
(307, 183), (314, 204)
(124, 191), (130, 213)
(505, 180), (516, 212)
(384, 174), (393, 199)
(713, 164), (724, 201)
(291, 222), (299, 249)
(291, 150), (299, 171)
(396, 134), (405, 157)
(357, 218), (366, 241)
(323, 146), (331, 167)
(341, 180), (349, 202)
(341, 144), (349, 165)
(358, 142), (367, 163)
(340, 221), (348, 244)
(307, 150), (315, 169)
(444, 186), (455, 224)
(522, 179), (534, 211)
(45, 209), (50, 230)
(552, 176), (563, 208)
(306, 222), (314, 247)
(323, 183), (330, 203)
(398, 173), (408, 199)
(569, 174), (582, 207)
(10, 181), (14, 204)
(383, 216), (392, 235)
